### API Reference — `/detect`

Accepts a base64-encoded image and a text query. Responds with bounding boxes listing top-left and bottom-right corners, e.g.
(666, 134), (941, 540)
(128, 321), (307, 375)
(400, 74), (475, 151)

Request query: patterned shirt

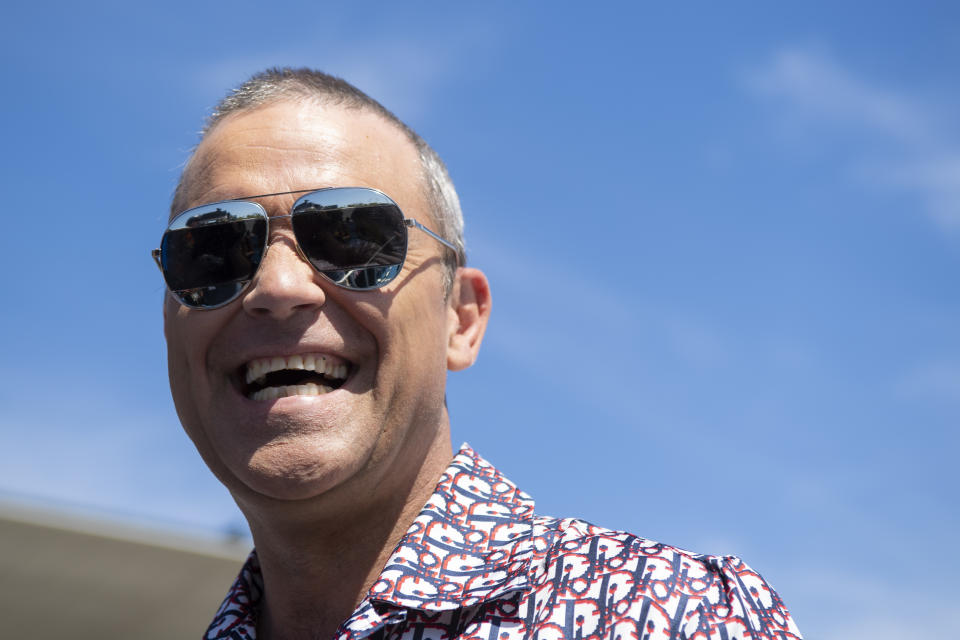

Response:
(205, 445), (803, 640)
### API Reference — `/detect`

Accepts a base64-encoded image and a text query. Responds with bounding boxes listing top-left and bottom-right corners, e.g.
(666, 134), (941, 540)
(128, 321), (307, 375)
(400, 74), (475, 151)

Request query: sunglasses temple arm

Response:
(151, 249), (164, 272)
(405, 219), (460, 263)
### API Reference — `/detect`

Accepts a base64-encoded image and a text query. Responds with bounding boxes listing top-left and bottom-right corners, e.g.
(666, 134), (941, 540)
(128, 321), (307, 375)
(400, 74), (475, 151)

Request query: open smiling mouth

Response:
(243, 354), (350, 401)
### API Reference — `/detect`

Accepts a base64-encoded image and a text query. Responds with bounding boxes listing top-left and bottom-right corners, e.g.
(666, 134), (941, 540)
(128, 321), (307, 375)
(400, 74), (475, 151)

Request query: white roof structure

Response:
(0, 498), (248, 638)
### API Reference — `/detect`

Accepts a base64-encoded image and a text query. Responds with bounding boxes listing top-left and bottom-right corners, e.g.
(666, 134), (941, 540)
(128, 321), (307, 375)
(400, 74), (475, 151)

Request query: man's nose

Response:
(241, 235), (327, 319)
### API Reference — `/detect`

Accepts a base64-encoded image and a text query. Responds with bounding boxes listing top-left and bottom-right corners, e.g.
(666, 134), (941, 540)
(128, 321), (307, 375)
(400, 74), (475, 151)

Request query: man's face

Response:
(164, 101), (459, 510)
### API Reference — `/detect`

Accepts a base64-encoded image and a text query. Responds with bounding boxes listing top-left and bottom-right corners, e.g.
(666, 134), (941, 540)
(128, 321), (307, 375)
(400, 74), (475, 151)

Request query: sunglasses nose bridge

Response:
(262, 215), (313, 268)
(259, 229), (311, 274)
(263, 211), (294, 233)
(241, 232), (328, 319)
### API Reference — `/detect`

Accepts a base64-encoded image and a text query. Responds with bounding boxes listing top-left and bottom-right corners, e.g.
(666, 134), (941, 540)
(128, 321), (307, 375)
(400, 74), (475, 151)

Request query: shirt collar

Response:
(366, 443), (535, 611)
(205, 445), (535, 639)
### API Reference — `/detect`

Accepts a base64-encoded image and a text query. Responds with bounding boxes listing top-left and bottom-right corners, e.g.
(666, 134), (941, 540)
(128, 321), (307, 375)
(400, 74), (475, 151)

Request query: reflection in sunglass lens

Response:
(293, 204), (407, 289)
(161, 217), (267, 307)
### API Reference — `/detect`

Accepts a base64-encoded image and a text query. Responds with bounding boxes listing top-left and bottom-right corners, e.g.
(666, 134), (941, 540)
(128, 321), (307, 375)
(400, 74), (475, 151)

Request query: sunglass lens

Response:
(160, 204), (268, 307)
(292, 192), (407, 289)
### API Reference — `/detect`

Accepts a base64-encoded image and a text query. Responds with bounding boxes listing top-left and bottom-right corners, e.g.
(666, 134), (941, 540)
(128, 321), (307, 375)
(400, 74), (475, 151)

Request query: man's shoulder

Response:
(530, 512), (735, 571)
(445, 445), (794, 623)
(521, 514), (801, 639)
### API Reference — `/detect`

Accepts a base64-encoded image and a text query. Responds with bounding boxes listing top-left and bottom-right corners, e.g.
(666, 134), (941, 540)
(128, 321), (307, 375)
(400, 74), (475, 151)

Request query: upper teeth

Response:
(245, 353), (349, 385)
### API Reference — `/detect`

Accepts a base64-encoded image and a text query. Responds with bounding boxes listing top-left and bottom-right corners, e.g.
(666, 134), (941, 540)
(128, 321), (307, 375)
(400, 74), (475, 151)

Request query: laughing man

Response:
(156, 68), (803, 640)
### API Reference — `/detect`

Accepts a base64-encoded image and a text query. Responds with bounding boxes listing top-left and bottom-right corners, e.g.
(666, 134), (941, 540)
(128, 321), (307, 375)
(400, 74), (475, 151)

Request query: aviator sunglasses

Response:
(152, 186), (458, 309)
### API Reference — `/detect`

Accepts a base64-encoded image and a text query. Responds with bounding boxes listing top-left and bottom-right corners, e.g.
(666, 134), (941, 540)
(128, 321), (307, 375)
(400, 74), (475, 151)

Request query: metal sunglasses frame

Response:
(152, 186), (459, 309)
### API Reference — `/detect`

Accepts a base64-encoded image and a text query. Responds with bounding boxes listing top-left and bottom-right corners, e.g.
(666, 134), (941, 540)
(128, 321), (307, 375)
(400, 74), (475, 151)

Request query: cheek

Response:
(163, 304), (223, 397)
(357, 284), (449, 396)
(163, 307), (234, 459)
(165, 316), (200, 416)
(393, 294), (450, 378)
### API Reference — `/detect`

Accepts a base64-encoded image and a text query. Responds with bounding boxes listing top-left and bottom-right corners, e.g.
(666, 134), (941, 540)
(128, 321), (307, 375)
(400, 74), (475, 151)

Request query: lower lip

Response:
(230, 386), (348, 427)
(236, 372), (353, 406)
(252, 388), (339, 403)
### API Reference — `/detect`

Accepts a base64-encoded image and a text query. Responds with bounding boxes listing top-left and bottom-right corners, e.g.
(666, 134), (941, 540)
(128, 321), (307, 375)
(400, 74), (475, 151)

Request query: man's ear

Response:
(446, 267), (491, 371)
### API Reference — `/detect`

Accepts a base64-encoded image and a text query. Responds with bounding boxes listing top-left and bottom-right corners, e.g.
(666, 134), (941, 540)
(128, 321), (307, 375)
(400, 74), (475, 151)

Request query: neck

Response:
(240, 424), (453, 640)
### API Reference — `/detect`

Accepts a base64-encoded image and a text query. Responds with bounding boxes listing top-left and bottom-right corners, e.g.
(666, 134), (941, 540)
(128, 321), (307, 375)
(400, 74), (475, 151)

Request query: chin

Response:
(232, 441), (366, 503)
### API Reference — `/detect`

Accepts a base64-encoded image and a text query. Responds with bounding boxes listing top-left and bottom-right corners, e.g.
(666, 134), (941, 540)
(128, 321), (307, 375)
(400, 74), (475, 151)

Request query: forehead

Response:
(182, 100), (428, 218)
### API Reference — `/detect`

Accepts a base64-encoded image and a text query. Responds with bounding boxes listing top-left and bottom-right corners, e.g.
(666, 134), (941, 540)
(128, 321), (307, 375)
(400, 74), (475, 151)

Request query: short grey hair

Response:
(172, 67), (466, 289)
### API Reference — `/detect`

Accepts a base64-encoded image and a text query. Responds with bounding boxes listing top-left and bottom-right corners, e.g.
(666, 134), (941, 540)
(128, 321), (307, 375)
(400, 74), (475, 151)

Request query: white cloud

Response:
(897, 359), (960, 403)
(878, 154), (960, 230)
(746, 46), (960, 230)
(747, 48), (931, 144)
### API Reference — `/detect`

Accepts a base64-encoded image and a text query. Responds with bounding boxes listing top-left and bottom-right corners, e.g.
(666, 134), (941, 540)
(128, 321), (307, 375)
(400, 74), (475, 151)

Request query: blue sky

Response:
(2, 3), (958, 638)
